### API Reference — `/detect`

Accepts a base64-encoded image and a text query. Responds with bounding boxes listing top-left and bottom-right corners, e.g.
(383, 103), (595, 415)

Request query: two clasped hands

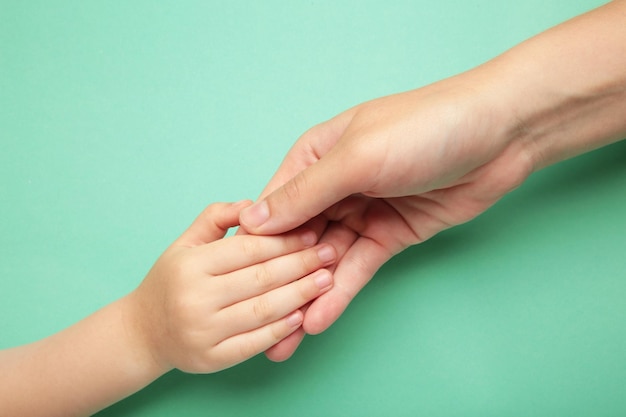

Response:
(2, 2), (626, 416)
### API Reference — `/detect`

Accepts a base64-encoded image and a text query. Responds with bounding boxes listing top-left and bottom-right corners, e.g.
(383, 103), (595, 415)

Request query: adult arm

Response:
(240, 0), (626, 361)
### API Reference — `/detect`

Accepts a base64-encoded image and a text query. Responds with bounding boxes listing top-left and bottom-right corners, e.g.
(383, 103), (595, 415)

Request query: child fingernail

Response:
(286, 312), (303, 327)
(317, 245), (336, 263)
(314, 270), (332, 290)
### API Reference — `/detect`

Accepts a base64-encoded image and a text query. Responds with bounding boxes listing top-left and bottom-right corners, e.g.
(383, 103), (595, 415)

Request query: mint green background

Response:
(2, 1), (625, 416)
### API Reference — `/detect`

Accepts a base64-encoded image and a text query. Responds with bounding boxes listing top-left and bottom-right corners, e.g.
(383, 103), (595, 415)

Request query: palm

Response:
(251, 86), (533, 360)
(304, 143), (529, 333)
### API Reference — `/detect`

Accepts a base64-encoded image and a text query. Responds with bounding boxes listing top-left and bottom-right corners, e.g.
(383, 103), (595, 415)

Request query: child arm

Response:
(0, 201), (335, 417)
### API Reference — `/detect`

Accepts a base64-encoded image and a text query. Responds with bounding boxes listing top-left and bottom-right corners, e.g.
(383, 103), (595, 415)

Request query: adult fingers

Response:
(239, 110), (360, 236)
(239, 149), (357, 236)
(303, 236), (391, 335)
(255, 107), (359, 201)
(264, 326), (306, 362)
(262, 221), (358, 361)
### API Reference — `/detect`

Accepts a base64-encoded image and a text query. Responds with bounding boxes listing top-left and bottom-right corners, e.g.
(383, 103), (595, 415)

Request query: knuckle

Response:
(241, 237), (262, 259)
(203, 203), (219, 215)
(292, 254), (314, 279)
(283, 173), (309, 202)
(252, 295), (274, 323)
(300, 249), (320, 272)
(297, 278), (318, 301)
(202, 202), (223, 221)
(253, 264), (274, 291)
(269, 322), (287, 344)
(301, 124), (323, 141)
(238, 338), (260, 360)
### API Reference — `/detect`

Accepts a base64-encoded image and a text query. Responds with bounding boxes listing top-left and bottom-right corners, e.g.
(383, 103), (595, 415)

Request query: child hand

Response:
(128, 201), (336, 373)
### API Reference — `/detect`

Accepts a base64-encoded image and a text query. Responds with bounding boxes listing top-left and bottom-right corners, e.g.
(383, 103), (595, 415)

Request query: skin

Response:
(4, 2), (624, 413)
(0, 201), (337, 417)
(239, 0), (626, 361)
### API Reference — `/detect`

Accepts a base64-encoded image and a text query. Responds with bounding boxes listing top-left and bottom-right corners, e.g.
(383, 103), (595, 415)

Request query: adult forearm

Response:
(0, 296), (164, 417)
(478, 0), (626, 170)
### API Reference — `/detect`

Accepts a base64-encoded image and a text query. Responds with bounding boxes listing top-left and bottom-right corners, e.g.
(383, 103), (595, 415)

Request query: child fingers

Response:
(214, 269), (333, 340)
(201, 228), (319, 275)
(209, 311), (305, 372)
(174, 201), (252, 247)
(215, 244), (336, 306)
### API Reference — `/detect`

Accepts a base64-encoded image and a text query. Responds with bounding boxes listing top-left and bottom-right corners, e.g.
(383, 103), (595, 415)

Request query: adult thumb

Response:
(240, 151), (355, 235)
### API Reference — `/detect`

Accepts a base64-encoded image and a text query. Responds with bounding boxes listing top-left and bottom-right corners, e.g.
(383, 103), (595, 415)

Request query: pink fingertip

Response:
(317, 245), (336, 263)
(314, 270), (332, 290)
(286, 311), (303, 328)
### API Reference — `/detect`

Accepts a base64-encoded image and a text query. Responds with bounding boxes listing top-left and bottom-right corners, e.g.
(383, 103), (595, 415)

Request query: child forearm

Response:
(0, 202), (335, 416)
(0, 295), (165, 417)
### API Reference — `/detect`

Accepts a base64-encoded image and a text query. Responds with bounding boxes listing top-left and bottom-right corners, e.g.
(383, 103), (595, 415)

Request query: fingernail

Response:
(241, 201), (269, 229)
(317, 245), (336, 263)
(301, 230), (317, 247)
(314, 270), (332, 290)
(286, 311), (303, 327)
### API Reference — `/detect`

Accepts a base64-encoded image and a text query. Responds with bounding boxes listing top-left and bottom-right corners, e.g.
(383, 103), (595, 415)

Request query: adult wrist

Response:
(479, 1), (626, 172)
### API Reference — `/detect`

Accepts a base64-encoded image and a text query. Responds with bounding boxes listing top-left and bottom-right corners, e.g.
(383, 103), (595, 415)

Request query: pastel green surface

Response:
(2, 1), (624, 416)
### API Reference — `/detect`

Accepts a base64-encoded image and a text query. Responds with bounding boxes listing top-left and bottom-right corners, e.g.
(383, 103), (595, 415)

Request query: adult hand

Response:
(240, 74), (535, 360)
(240, 0), (626, 361)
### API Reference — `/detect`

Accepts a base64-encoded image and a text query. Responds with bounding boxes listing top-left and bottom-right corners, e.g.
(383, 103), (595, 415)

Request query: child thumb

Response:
(175, 200), (252, 246)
